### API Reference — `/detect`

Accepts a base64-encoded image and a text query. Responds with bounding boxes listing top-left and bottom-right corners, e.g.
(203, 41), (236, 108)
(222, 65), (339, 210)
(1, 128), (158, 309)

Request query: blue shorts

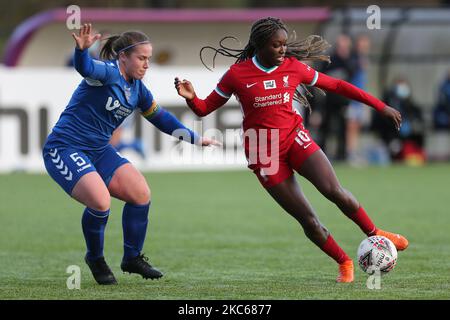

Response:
(42, 144), (129, 195)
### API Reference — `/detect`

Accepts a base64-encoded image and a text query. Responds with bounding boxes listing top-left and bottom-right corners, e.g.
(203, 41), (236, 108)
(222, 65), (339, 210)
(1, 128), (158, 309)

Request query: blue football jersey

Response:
(48, 49), (153, 151)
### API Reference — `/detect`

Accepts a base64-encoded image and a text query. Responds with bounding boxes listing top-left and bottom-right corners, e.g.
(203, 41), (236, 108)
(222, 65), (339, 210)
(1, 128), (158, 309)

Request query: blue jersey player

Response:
(42, 24), (219, 285)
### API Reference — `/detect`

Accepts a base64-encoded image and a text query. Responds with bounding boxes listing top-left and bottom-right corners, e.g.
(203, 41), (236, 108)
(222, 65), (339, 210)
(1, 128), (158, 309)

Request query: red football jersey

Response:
(187, 55), (386, 163)
(213, 56), (319, 158)
(216, 56), (315, 137)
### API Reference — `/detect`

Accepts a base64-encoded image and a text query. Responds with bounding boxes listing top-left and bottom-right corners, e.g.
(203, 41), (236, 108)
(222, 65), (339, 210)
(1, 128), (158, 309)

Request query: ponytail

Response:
(100, 35), (121, 60)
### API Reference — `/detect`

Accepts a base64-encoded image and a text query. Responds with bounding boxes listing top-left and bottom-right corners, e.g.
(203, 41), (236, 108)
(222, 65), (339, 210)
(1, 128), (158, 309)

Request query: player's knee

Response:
(131, 185), (151, 205)
(91, 197), (111, 212)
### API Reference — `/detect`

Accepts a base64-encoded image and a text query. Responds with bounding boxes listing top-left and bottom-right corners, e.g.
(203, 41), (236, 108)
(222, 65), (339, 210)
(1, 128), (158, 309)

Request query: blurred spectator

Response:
(346, 34), (371, 166)
(433, 69), (450, 130)
(372, 77), (426, 165)
(313, 34), (357, 161)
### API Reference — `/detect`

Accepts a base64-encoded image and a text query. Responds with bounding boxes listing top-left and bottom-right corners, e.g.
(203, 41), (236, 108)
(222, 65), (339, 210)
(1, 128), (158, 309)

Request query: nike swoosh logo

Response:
(246, 83), (257, 88)
(303, 143), (312, 149)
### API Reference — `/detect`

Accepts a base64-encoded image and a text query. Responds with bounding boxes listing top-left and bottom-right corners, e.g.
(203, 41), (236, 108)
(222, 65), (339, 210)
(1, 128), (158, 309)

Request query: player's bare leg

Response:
(266, 175), (354, 282)
(108, 162), (151, 205)
(266, 175), (328, 245)
(72, 171), (111, 211)
(297, 150), (408, 251)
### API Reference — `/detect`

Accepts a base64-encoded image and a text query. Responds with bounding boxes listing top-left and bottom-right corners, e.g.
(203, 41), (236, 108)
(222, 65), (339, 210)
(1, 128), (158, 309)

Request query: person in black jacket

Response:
(372, 77), (425, 161)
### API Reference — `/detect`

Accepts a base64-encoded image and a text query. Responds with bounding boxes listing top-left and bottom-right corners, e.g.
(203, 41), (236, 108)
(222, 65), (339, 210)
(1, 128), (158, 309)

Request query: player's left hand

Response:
(72, 23), (101, 50)
(199, 137), (222, 147)
(381, 105), (402, 131)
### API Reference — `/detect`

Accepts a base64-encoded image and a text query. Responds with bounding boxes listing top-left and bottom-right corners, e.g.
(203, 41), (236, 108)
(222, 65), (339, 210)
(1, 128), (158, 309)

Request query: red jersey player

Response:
(175, 17), (408, 283)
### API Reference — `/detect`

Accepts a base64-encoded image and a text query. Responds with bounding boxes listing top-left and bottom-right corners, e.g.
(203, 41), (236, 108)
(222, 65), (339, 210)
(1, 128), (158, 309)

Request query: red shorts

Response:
(250, 125), (320, 188)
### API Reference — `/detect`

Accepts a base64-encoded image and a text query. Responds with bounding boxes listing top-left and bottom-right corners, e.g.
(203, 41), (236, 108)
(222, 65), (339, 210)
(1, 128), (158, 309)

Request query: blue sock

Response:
(122, 202), (150, 262)
(82, 207), (110, 261)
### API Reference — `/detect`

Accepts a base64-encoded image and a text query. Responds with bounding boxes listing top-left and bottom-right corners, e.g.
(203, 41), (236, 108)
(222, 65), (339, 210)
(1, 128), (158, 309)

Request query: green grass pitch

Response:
(1, 164), (449, 299)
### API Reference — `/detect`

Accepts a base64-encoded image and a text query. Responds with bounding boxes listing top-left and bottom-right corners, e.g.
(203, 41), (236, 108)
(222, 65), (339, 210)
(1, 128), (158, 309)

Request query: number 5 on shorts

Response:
(70, 152), (87, 167)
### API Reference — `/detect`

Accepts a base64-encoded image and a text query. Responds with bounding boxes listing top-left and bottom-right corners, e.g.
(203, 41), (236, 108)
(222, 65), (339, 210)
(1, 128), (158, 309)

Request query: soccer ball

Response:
(357, 236), (398, 275)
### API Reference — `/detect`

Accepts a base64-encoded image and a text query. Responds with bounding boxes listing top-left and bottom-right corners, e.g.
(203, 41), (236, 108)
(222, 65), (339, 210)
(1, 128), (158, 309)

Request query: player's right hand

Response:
(174, 77), (196, 100)
(199, 137), (222, 147)
(72, 23), (101, 50)
(381, 105), (402, 131)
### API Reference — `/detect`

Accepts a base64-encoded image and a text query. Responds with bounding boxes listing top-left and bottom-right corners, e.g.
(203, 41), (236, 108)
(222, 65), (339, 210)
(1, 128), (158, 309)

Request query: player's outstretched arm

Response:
(71, 23), (115, 83)
(174, 77), (228, 117)
(142, 103), (221, 147)
(314, 72), (402, 131)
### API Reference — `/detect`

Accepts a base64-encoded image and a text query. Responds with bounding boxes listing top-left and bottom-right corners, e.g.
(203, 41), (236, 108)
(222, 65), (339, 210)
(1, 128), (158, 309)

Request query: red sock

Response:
(348, 206), (377, 236)
(320, 235), (350, 264)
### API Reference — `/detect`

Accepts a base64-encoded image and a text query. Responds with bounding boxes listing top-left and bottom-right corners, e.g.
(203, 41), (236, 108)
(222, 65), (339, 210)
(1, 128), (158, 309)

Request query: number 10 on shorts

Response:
(295, 130), (311, 149)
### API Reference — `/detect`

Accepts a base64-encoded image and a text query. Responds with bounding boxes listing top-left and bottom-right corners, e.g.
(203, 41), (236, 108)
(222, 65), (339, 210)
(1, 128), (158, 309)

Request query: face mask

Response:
(395, 83), (411, 99)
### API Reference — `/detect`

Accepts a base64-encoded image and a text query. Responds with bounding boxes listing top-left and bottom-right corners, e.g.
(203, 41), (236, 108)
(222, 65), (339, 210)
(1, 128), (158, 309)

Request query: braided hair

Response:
(200, 17), (331, 113)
